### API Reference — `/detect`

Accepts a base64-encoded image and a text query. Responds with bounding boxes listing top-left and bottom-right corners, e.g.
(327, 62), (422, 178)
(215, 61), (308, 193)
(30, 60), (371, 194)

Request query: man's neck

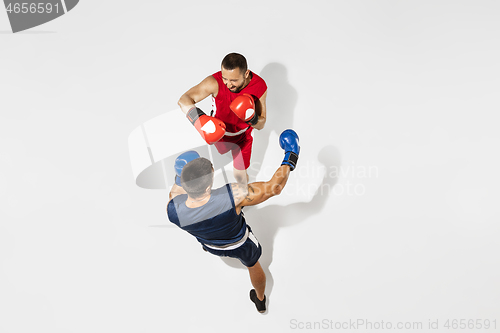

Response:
(241, 71), (252, 90)
(247, 71), (253, 84)
(185, 193), (211, 208)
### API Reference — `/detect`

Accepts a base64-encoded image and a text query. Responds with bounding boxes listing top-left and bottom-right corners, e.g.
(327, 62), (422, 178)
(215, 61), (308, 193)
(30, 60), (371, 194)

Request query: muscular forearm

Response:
(252, 116), (266, 130)
(239, 165), (290, 207)
(178, 76), (217, 115)
(237, 130), (298, 208)
(178, 94), (196, 115)
(267, 165), (290, 196)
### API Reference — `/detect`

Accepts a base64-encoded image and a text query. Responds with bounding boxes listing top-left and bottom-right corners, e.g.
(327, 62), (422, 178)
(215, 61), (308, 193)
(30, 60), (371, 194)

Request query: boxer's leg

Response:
(232, 134), (253, 184)
(213, 140), (231, 155)
(247, 261), (266, 301)
(233, 168), (249, 184)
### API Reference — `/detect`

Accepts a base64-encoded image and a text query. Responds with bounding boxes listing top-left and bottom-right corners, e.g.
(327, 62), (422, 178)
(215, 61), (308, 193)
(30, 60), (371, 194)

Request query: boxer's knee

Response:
(233, 168), (248, 184)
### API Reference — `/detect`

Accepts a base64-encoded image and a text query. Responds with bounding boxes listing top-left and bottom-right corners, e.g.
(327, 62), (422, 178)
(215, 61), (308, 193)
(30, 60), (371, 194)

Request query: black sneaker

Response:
(249, 289), (266, 313)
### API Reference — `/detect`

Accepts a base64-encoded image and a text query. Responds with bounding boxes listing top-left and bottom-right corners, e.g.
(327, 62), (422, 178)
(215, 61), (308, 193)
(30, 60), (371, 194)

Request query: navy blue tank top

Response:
(167, 184), (247, 247)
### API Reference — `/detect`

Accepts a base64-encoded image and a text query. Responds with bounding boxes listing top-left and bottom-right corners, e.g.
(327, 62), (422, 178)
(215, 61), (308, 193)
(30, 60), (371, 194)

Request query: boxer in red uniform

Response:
(178, 53), (268, 183)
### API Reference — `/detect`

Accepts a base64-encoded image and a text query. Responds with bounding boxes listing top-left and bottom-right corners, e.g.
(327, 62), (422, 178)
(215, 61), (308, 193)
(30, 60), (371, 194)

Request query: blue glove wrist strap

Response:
(282, 151), (299, 171)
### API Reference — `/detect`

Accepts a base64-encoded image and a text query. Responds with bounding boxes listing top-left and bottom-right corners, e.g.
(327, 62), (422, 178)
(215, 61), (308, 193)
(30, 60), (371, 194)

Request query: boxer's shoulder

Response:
(230, 182), (249, 207)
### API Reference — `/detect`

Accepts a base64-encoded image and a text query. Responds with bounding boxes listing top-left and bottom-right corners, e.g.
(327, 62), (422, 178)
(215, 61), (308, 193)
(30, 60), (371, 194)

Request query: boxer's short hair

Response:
(181, 157), (214, 198)
(221, 53), (247, 74)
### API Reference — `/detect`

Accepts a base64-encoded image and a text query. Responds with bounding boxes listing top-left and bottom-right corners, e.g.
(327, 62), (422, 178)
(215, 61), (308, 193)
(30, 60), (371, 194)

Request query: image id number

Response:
(444, 319), (497, 330)
(6, 3), (60, 14)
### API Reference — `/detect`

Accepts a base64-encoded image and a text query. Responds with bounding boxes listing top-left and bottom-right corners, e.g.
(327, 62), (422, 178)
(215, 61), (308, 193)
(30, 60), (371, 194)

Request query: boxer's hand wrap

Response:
(186, 107), (206, 125)
(246, 113), (259, 126)
(282, 151), (299, 170)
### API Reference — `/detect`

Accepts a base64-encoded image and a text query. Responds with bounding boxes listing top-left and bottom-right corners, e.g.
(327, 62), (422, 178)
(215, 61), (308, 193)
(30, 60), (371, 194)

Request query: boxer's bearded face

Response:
(221, 67), (248, 93)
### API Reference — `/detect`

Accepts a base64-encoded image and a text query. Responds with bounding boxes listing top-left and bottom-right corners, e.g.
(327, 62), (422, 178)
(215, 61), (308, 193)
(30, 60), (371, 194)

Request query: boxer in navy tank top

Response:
(167, 130), (300, 313)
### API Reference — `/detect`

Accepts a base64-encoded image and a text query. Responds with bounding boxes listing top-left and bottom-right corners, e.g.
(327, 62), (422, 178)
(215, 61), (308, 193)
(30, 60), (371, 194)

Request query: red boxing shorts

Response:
(214, 131), (253, 170)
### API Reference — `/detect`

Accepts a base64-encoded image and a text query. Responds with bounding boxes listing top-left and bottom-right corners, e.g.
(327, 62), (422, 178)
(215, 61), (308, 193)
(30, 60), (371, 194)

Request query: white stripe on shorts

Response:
(203, 227), (250, 251)
(248, 231), (259, 247)
(224, 126), (249, 137)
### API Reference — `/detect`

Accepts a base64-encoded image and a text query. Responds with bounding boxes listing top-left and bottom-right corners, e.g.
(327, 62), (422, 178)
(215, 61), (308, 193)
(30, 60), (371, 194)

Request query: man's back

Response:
(167, 184), (247, 247)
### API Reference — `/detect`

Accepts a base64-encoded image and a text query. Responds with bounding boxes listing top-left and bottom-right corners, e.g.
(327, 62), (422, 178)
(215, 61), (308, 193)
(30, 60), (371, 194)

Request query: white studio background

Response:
(1, 1), (499, 332)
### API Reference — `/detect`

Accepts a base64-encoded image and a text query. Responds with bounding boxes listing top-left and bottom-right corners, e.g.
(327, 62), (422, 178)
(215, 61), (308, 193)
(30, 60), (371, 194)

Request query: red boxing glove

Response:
(187, 107), (226, 144)
(230, 93), (258, 126)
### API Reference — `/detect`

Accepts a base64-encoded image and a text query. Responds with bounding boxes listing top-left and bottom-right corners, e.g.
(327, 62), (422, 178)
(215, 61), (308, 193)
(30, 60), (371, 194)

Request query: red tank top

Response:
(212, 71), (267, 135)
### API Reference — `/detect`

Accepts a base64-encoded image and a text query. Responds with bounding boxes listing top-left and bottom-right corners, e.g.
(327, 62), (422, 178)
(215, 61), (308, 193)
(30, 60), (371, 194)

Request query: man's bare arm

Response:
(234, 165), (290, 209)
(178, 75), (219, 114)
(252, 90), (267, 130)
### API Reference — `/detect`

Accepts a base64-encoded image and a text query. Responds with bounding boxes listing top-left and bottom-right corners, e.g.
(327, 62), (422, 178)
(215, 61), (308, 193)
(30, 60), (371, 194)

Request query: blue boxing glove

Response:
(174, 150), (200, 186)
(279, 129), (300, 171)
